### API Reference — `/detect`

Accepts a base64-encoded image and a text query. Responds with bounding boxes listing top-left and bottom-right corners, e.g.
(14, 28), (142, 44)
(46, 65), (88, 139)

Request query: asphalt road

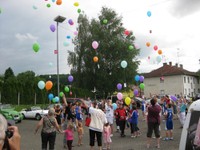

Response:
(16, 111), (182, 150)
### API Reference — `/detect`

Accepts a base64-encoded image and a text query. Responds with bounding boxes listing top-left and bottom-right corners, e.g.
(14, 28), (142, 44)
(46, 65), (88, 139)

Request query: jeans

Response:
(41, 131), (56, 150)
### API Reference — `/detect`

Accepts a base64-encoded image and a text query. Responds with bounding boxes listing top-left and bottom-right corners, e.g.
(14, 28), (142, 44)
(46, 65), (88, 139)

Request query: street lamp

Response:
(54, 15), (66, 97)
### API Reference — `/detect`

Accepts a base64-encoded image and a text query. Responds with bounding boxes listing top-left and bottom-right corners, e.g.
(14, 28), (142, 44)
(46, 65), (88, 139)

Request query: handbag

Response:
(85, 116), (91, 127)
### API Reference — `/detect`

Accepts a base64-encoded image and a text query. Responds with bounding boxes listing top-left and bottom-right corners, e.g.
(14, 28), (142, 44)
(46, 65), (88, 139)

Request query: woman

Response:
(146, 97), (162, 149)
(82, 99), (107, 150)
(35, 108), (61, 150)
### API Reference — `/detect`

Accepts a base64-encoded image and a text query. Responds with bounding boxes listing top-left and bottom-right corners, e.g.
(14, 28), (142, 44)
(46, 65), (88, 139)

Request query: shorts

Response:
(147, 122), (160, 138)
(106, 117), (114, 124)
(165, 120), (173, 130)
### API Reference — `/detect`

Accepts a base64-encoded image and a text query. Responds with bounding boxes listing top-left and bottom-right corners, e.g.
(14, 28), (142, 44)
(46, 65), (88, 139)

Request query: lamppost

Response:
(54, 15), (66, 96)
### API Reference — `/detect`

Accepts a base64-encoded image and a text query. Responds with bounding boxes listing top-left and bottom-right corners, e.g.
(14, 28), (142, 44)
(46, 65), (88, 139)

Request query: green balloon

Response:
(52, 98), (56, 103)
(64, 86), (69, 92)
(47, 4), (51, 8)
(77, 8), (81, 13)
(59, 92), (64, 97)
(139, 83), (145, 90)
(32, 43), (40, 52)
(103, 19), (108, 24)
(128, 45), (134, 50)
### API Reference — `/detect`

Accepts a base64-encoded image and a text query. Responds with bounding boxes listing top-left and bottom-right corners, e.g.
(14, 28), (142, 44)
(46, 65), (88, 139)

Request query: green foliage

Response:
(68, 7), (140, 98)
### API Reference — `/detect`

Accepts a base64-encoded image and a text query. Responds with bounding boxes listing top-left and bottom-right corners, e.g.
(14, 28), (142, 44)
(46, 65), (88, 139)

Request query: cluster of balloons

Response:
(134, 75), (144, 82)
(38, 80), (53, 90)
(32, 42), (40, 52)
(48, 93), (60, 103)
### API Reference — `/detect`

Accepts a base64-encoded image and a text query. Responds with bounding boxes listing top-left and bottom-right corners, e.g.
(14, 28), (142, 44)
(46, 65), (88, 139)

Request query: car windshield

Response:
(31, 107), (41, 110)
(0, 104), (13, 109)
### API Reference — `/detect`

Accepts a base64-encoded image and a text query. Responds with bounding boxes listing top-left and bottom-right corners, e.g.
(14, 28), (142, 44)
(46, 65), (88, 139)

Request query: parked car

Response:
(194, 93), (200, 101)
(0, 104), (23, 123)
(20, 106), (48, 120)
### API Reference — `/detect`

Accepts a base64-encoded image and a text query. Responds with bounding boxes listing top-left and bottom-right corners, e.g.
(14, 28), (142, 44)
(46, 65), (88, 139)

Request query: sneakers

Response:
(162, 137), (169, 141)
(121, 134), (126, 137)
(131, 135), (136, 138)
(110, 134), (113, 137)
(169, 137), (174, 140)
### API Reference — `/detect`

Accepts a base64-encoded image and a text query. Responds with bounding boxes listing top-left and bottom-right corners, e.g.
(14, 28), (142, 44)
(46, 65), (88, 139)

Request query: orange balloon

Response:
(146, 42), (150, 47)
(56, 0), (62, 5)
(93, 56), (98, 62)
(45, 81), (53, 90)
(158, 49), (162, 55)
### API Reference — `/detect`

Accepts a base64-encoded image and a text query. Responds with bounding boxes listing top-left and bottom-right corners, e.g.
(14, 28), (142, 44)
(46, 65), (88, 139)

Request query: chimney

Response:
(175, 63), (178, 67)
(163, 63), (167, 66)
(180, 64), (183, 69)
(169, 62), (172, 66)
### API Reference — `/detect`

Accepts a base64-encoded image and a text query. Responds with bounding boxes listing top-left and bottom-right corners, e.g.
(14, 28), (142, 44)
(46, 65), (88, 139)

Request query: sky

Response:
(0, 0), (200, 76)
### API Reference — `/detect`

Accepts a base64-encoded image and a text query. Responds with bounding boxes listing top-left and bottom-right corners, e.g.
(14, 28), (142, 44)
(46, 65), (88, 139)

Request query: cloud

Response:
(15, 33), (38, 41)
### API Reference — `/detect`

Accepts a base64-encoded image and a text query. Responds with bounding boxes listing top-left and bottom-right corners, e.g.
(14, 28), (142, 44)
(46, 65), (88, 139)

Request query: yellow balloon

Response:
(125, 97), (131, 105)
(74, 2), (79, 7)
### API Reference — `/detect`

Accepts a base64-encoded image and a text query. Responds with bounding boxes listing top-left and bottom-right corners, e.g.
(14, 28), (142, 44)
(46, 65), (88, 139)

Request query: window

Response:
(188, 77), (190, 83)
(191, 83), (193, 89)
(184, 76), (186, 83)
(185, 89), (187, 95)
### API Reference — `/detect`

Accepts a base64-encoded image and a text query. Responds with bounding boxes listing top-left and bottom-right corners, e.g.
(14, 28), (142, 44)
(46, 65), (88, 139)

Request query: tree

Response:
(67, 7), (140, 98)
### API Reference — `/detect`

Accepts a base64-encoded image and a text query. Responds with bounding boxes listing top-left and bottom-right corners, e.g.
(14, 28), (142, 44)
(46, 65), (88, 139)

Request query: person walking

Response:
(35, 108), (61, 150)
(146, 97), (162, 149)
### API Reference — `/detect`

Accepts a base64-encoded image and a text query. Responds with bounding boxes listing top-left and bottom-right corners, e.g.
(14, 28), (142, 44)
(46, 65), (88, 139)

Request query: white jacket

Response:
(89, 107), (107, 132)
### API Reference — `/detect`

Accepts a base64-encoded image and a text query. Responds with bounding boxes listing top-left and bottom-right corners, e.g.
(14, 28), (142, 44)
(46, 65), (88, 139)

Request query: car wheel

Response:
(22, 114), (26, 119)
(35, 114), (41, 120)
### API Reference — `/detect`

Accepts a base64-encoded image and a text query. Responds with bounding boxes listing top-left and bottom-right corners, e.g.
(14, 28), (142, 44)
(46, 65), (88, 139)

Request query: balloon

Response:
(156, 56), (162, 63)
(93, 56), (98, 63)
(38, 81), (45, 90)
(149, 30), (152, 34)
(147, 11), (151, 17)
(46, 3), (51, 8)
(52, 0), (55, 2)
(153, 45), (158, 51)
(59, 92), (64, 97)
(139, 75), (144, 82)
(68, 19), (74, 25)
(117, 92), (123, 100)
(125, 97), (131, 105)
(77, 9), (81, 13)
(48, 93), (54, 101)
(117, 83), (122, 90)
(158, 49), (162, 55)
(124, 30), (130, 36)
(146, 42), (150, 47)
(139, 83), (145, 90)
(134, 75), (140, 82)
(45, 81), (53, 90)
(32, 5), (37, 10)
(92, 41), (99, 49)
(68, 75), (74, 82)
(56, 0), (62, 5)
(32, 43), (40, 52)
(55, 96), (59, 102)
(63, 41), (70, 46)
(103, 19), (108, 24)
(50, 24), (56, 32)
(70, 91), (73, 96)
(66, 35), (71, 39)
(64, 86), (69, 92)
(121, 60), (127, 68)
(128, 45), (134, 50)
(74, 31), (78, 35)
(134, 89), (138, 96)
(170, 95), (177, 101)
(112, 103), (117, 110)
(74, 2), (79, 7)
(49, 62), (53, 67)
(52, 98), (56, 103)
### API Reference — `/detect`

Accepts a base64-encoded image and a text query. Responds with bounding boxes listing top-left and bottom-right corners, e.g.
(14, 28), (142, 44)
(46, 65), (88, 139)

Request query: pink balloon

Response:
(92, 41), (99, 49)
(74, 31), (78, 35)
(153, 45), (158, 51)
(117, 92), (123, 100)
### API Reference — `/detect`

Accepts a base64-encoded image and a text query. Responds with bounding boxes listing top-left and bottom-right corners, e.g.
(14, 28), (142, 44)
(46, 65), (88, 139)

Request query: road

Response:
(16, 111), (182, 150)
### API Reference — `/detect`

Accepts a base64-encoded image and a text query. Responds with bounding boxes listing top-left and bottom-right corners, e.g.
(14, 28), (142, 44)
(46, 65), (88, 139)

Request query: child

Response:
(63, 123), (74, 150)
(163, 103), (174, 141)
(131, 106), (140, 138)
(77, 122), (84, 146)
(103, 123), (112, 150)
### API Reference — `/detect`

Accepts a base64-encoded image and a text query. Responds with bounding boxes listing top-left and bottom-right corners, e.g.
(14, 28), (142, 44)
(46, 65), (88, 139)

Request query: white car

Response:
(20, 106), (48, 120)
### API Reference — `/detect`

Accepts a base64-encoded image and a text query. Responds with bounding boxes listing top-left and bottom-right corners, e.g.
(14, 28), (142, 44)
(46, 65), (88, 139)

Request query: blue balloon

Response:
(48, 93), (54, 101)
(147, 11), (151, 17)
(112, 103), (117, 110)
(66, 35), (71, 39)
(55, 96), (60, 102)
(135, 75), (140, 82)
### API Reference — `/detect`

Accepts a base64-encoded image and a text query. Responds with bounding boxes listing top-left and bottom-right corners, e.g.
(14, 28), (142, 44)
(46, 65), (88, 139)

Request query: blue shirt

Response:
(131, 110), (138, 124)
(167, 108), (173, 121)
(180, 103), (187, 112)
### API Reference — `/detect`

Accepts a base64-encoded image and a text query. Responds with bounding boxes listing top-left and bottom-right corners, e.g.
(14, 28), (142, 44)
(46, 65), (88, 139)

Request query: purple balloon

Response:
(68, 75), (74, 82)
(117, 83), (122, 90)
(134, 89), (138, 96)
(50, 24), (56, 32)
(139, 76), (144, 82)
(170, 95), (177, 101)
(68, 19), (74, 25)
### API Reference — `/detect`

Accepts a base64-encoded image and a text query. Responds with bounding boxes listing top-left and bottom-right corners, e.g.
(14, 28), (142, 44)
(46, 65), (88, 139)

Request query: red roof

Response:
(143, 62), (197, 78)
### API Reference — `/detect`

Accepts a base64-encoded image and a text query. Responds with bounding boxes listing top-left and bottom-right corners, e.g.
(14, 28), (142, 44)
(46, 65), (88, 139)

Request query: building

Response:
(143, 62), (200, 98)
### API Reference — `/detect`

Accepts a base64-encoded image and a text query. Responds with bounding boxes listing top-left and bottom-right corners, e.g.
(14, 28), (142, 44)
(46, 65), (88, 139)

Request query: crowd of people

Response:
(0, 93), (189, 150)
